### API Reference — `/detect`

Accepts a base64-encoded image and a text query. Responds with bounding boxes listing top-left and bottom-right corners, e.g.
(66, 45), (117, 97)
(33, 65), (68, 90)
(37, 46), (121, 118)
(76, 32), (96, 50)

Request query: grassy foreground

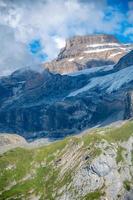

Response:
(0, 121), (133, 200)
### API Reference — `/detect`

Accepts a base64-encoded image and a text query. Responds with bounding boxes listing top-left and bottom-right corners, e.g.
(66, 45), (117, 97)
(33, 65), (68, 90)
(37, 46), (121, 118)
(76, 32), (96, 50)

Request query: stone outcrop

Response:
(54, 125), (133, 200)
(0, 133), (26, 146)
(0, 133), (27, 154)
(124, 91), (133, 119)
(44, 34), (133, 74)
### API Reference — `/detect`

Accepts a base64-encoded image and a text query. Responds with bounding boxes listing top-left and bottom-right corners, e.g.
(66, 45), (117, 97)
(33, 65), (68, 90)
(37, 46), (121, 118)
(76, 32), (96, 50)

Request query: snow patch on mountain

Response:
(68, 58), (75, 62)
(78, 56), (83, 60)
(109, 52), (122, 58)
(68, 65), (114, 76)
(86, 43), (121, 48)
(67, 65), (133, 97)
(84, 48), (121, 54)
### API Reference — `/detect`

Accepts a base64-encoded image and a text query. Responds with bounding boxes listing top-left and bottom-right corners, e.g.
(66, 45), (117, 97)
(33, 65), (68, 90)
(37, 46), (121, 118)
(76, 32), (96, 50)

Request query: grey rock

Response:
(91, 154), (115, 177)
(73, 166), (104, 196)
(123, 190), (133, 200)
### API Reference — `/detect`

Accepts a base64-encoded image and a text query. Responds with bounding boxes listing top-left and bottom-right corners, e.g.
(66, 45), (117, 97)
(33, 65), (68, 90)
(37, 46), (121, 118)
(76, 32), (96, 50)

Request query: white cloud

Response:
(54, 37), (66, 49)
(0, 0), (127, 75)
(0, 25), (39, 76)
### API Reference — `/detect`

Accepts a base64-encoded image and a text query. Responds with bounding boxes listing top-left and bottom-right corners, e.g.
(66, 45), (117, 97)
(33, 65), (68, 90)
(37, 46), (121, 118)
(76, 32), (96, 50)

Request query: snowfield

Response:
(67, 65), (133, 97)
(68, 65), (114, 77)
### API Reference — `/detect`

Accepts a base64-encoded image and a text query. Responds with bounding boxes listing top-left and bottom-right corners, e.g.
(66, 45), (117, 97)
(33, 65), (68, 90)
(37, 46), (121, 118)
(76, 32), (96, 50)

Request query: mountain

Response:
(0, 134), (26, 146)
(0, 121), (133, 200)
(115, 50), (133, 70)
(44, 34), (133, 74)
(0, 133), (27, 154)
(0, 49), (133, 140)
(0, 34), (133, 200)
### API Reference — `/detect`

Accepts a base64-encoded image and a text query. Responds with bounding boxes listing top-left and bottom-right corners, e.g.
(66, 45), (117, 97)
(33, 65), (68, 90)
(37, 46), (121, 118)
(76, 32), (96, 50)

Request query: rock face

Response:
(115, 50), (133, 70)
(0, 69), (90, 140)
(44, 34), (133, 74)
(54, 123), (133, 200)
(0, 49), (133, 140)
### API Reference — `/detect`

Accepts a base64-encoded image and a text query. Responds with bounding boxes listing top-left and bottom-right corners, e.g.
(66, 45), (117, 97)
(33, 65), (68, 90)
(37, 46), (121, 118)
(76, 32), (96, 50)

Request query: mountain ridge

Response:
(0, 49), (133, 140)
(44, 34), (133, 74)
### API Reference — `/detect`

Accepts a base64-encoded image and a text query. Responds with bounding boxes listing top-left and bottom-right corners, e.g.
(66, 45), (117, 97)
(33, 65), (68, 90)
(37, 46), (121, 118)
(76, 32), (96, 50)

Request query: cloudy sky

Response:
(0, 0), (133, 75)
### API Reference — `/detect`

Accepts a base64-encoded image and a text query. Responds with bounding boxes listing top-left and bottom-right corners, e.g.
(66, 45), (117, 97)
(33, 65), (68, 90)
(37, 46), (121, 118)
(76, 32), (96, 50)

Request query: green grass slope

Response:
(0, 121), (133, 200)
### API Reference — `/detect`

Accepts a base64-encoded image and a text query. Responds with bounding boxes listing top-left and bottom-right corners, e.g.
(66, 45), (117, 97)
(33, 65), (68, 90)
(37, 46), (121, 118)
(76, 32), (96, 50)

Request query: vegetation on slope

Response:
(0, 121), (133, 199)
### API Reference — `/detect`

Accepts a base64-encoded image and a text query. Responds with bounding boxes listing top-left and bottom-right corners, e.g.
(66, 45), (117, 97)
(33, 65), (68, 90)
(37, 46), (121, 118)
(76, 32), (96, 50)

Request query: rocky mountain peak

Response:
(57, 34), (121, 61)
(44, 34), (133, 74)
(65, 34), (119, 49)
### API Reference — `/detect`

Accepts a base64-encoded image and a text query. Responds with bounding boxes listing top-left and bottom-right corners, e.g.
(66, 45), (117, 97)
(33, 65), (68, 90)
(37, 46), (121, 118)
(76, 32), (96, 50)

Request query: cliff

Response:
(44, 34), (133, 74)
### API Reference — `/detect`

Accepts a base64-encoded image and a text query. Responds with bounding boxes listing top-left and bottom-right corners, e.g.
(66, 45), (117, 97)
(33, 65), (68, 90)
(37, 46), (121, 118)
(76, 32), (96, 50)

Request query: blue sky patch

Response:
(29, 40), (42, 54)
(29, 39), (48, 61)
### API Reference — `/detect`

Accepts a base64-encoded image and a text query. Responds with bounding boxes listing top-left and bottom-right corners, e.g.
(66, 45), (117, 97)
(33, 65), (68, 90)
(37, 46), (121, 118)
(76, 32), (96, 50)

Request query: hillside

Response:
(0, 121), (133, 200)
